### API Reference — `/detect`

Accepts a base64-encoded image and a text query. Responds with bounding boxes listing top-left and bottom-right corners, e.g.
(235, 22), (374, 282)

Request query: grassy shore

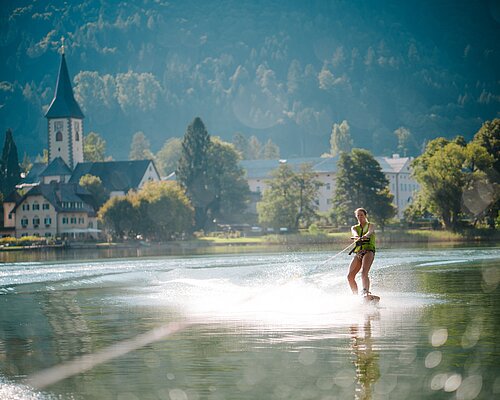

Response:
(197, 228), (499, 247)
(1, 229), (498, 253)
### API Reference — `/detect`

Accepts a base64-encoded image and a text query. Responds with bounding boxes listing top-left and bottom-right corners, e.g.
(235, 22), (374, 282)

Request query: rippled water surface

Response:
(1, 246), (499, 399)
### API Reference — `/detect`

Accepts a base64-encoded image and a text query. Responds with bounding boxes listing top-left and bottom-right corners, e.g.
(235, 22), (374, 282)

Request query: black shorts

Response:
(355, 249), (375, 260)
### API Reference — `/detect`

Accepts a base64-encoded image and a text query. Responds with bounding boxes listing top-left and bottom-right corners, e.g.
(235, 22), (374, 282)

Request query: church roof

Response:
(40, 157), (72, 177)
(69, 160), (156, 192)
(22, 162), (47, 184)
(45, 53), (84, 119)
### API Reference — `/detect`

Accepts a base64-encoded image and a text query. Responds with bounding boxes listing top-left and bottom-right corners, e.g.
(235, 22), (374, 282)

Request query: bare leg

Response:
(360, 252), (375, 293)
(348, 256), (362, 295)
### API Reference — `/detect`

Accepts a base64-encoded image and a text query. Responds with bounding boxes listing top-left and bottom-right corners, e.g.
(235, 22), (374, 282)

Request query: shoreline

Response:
(1, 229), (498, 253)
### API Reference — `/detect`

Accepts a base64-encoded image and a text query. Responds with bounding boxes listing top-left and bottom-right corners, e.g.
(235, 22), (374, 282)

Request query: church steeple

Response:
(45, 38), (84, 119)
(45, 38), (84, 170)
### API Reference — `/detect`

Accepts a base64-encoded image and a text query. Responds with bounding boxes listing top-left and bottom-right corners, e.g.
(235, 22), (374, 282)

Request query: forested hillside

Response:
(1, 0), (499, 159)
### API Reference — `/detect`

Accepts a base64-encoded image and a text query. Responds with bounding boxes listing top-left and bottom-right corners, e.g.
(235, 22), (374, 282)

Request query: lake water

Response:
(0, 246), (499, 400)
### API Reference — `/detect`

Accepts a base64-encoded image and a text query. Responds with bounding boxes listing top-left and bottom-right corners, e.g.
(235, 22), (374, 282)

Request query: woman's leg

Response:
(348, 256), (362, 295)
(360, 251), (375, 293)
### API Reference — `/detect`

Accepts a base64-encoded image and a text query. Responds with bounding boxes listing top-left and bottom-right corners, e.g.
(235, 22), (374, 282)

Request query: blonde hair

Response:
(354, 208), (368, 215)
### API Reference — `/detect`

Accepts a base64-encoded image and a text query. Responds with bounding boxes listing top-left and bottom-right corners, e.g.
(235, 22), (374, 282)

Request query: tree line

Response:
(96, 118), (499, 239)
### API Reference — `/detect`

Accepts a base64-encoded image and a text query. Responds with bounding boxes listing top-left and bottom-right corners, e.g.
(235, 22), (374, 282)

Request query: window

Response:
(33, 217), (40, 227)
(21, 218), (28, 227)
(78, 217), (85, 224)
(8, 213), (12, 220)
(33, 203), (40, 210)
(70, 217), (77, 224)
(54, 121), (64, 130)
(45, 232), (52, 238)
(62, 217), (68, 224)
(256, 186), (261, 193)
(22, 204), (30, 211)
(43, 203), (50, 210)
(326, 183), (331, 190)
(89, 222), (94, 228)
(44, 217), (52, 226)
(56, 131), (63, 141)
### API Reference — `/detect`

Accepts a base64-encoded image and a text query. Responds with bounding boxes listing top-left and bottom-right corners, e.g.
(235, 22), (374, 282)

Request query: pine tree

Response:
(1, 129), (21, 195)
(176, 117), (212, 230)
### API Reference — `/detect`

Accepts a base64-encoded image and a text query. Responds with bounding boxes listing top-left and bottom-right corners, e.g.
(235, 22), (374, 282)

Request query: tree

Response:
(331, 149), (395, 228)
(330, 120), (353, 156)
(98, 195), (139, 239)
(257, 163), (322, 231)
(471, 119), (500, 228)
(394, 126), (418, 157)
(155, 137), (182, 176)
(133, 181), (193, 241)
(206, 137), (250, 224)
(98, 182), (193, 241)
(129, 131), (154, 160)
(262, 139), (280, 159)
(35, 149), (48, 164)
(176, 117), (212, 230)
(79, 174), (107, 209)
(411, 137), (494, 230)
(1, 129), (21, 195)
(84, 132), (107, 162)
(247, 136), (262, 160)
(232, 132), (249, 159)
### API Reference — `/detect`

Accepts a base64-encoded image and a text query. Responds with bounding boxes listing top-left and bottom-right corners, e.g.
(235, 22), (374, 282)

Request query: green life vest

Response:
(353, 222), (376, 253)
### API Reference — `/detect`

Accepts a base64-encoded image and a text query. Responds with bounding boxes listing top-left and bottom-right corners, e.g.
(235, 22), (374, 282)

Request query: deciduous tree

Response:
(155, 137), (182, 176)
(330, 120), (352, 156)
(129, 131), (154, 160)
(257, 163), (322, 231)
(84, 132), (107, 162)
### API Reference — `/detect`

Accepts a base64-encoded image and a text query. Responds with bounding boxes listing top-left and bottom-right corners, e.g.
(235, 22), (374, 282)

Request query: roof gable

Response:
(40, 157), (72, 177)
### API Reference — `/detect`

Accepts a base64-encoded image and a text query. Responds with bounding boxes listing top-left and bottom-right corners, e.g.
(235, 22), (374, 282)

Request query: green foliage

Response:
(257, 163), (322, 231)
(98, 181), (193, 240)
(155, 137), (182, 176)
(411, 136), (495, 230)
(98, 195), (139, 239)
(79, 174), (107, 209)
(394, 126), (419, 157)
(1, 129), (21, 196)
(232, 134), (280, 160)
(132, 181), (194, 241)
(176, 117), (212, 229)
(129, 131), (154, 161)
(84, 131), (107, 162)
(35, 149), (48, 164)
(331, 149), (395, 227)
(206, 137), (250, 224)
(330, 120), (352, 156)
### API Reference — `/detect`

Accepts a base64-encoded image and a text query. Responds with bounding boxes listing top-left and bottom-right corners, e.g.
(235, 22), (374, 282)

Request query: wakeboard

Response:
(363, 294), (380, 304)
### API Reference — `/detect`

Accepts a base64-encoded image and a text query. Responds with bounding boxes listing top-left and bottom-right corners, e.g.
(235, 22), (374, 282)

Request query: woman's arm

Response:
(362, 223), (375, 238)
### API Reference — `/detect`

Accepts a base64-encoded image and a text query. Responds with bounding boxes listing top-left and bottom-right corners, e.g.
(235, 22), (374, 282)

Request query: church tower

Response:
(45, 38), (84, 170)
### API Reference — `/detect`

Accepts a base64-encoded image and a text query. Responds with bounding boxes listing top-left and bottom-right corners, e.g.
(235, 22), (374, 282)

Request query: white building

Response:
(241, 154), (419, 220)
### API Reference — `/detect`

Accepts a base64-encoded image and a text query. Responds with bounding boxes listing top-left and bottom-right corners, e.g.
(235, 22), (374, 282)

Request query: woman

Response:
(348, 208), (376, 299)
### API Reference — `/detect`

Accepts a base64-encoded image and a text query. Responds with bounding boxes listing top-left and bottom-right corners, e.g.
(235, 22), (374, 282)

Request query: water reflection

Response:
(350, 313), (380, 400)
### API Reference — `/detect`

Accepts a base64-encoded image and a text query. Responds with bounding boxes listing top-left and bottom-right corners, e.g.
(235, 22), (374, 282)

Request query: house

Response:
(8, 182), (98, 239)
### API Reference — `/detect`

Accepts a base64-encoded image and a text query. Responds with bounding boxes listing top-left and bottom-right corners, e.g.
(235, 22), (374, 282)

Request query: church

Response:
(4, 44), (160, 239)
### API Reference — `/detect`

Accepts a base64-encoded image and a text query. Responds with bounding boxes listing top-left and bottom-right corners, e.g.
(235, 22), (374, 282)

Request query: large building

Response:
(6, 44), (160, 239)
(241, 154), (419, 220)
